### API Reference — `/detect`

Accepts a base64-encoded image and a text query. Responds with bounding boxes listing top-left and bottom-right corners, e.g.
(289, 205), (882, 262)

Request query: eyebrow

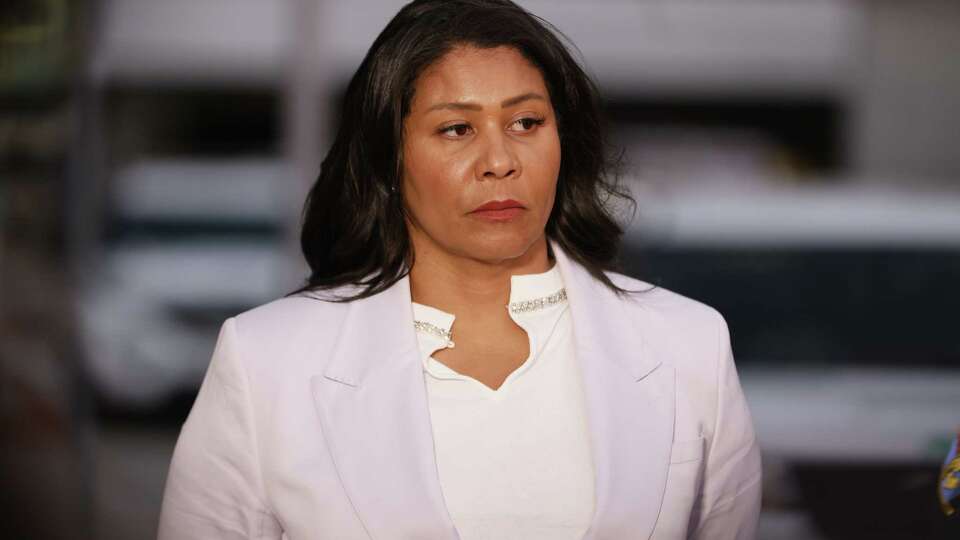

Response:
(425, 92), (547, 113)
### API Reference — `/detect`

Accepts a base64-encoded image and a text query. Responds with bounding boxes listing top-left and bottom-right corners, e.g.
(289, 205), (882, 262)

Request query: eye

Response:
(508, 116), (546, 133)
(439, 123), (473, 138)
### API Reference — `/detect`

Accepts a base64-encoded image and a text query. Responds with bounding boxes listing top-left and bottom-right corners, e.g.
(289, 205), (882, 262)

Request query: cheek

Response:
(402, 140), (469, 219)
(547, 136), (562, 185)
(525, 130), (562, 207)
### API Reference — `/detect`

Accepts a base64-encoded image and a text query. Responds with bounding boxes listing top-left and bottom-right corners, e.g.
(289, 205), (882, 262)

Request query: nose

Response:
(476, 130), (521, 180)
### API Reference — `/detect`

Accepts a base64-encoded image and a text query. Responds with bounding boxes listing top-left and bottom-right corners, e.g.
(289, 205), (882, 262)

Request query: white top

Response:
(411, 264), (596, 540)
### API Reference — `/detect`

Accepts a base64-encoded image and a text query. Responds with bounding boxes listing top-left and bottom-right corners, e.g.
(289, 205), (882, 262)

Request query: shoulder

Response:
(600, 270), (732, 388)
(223, 287), (359, 373)
(233, 291), (349, 338)
(605, 270), (729, 338)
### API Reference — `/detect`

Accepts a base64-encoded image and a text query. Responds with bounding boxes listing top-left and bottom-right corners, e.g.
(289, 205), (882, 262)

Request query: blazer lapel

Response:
(310, 277), (459, 540)
(553, 243), (677, 540)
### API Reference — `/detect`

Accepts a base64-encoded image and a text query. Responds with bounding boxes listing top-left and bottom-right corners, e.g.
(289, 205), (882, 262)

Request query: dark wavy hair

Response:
(289, 0), (632, 301)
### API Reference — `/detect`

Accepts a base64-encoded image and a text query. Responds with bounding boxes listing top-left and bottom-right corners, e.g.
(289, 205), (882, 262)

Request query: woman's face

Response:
(401, 45), (561, 265)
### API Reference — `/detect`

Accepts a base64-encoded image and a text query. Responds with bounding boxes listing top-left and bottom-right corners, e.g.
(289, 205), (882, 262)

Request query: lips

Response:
(470, 199), (525, 221)
(472, 199), (524, 212)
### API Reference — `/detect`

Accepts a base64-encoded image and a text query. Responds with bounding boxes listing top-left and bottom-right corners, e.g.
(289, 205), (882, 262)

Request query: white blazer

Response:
(158, 244), (762, 540)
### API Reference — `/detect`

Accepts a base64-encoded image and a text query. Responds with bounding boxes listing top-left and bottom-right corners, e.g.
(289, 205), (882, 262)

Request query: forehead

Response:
(411, 45), (549, 110)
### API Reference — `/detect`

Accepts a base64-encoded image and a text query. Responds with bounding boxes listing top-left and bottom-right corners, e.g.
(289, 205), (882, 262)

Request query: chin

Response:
(464, 230), (543, 264)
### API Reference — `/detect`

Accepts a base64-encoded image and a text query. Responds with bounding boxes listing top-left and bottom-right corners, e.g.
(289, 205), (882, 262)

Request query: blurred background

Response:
(2, 0), (959, 538)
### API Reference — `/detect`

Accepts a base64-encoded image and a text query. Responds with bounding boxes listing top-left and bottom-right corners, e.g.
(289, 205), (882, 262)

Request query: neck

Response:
(408, 234), (551, 316)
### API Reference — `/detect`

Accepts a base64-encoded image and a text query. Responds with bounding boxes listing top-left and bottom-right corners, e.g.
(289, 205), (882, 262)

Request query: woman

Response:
(158, 1), (762, 539)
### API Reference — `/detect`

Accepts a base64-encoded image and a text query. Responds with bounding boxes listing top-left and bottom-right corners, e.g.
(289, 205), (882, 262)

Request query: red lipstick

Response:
(470, 199), (525, 221)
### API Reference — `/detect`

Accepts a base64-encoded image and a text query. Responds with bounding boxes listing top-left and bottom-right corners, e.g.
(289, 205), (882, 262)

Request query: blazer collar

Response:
(313, 242), (675, 540)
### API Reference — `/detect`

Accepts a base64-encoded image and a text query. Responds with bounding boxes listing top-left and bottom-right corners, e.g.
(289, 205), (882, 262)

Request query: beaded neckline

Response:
(412, 287), (568, 347)
(413, 320), (455, 348)
(507, 288), (567, 315)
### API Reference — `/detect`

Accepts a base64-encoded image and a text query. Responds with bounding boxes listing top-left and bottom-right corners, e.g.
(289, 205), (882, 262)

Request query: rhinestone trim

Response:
(413, 288), (567, 346)
(508, 288), (567, 315)
(413, 320), (455, 348)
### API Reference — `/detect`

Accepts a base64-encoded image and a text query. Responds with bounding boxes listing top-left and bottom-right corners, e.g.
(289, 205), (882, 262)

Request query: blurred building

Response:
(2, 1), (960, 539)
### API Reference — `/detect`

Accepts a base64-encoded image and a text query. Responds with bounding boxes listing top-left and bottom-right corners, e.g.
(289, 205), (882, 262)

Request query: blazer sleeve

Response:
(158, 317), (283, 539)
(689, 314), (763, 540)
